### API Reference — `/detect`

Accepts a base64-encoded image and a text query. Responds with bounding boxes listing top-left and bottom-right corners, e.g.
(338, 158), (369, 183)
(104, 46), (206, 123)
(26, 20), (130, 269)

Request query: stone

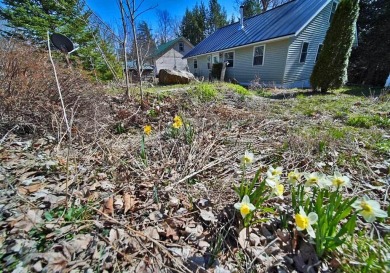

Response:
(158, 69), (196, 85)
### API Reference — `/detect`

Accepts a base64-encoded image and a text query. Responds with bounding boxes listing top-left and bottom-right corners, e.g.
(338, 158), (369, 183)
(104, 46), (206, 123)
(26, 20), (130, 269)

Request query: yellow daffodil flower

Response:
(172, 115), (183, 129)
(287, 169), (302, 185)
(242, 150), (254, 165)
(143, 125), (152, 135)
(352, 196), (388, 223)
(295, 206), (318, 238)
(304, 172), (331, 188)
(234, 195), (256, 218)
(267, 166), (283, 179)
(330, 171), (351, 189)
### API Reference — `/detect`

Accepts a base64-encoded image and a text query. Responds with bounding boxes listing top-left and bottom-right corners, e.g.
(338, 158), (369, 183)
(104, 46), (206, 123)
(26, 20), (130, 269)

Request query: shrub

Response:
(189, 83), (220, 102)
(211, 63), (223, 79)
(310, 0), (360, 92)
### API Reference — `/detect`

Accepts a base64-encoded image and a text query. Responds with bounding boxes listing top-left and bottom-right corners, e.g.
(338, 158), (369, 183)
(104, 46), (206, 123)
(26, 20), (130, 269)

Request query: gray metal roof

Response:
(184, 0), (330, 58)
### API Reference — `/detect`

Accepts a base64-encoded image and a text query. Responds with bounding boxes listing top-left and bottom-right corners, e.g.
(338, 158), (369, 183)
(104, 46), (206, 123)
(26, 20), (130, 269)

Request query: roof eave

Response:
(295, 0), (331, 36)
(183, 34), (295, 59)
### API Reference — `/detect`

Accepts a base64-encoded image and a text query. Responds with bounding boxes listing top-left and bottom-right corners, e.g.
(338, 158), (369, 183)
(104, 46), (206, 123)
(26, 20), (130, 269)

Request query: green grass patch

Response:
(189, 83), (220, 102)
(346, 114), (390, 129)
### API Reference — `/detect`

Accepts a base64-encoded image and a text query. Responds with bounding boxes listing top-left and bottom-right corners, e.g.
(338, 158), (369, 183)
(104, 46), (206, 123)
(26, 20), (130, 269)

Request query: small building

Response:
(125, 60), (154, 82)
(183, 0), (351, 88)
(148, 37), (194, 76)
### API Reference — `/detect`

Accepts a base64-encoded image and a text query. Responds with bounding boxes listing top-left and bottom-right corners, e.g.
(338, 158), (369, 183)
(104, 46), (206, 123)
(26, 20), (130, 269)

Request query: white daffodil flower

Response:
(287, 169), (302, 185)
(267, 166), (283, 179)
(242, 150), (254, 166)
(304, 172), (331, 188)
(352, 196), (388, 223)
(295, 206), (318, 238)
(330, 171), (351, 189)
(234, 195), (256, 218)
(266, 177), (284, 198)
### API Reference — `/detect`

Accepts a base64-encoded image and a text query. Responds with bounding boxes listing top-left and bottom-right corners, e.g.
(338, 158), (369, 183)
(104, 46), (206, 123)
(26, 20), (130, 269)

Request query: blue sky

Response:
(85, 0), (238, 33)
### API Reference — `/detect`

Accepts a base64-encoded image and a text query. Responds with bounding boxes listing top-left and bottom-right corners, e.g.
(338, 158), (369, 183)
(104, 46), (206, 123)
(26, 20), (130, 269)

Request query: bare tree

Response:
(117, 0), (157, 104)
(156, 9), (174, 44)
(118, 0), (131, 97)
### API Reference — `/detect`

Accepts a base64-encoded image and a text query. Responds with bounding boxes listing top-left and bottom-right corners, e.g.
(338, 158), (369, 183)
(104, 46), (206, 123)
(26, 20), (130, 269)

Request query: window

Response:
(224, 52), (234, 67)
(212, 54), (219, 64)
(207, 55), (211, 69)
(179, 42), (184, 52)
(193, 59), (198, 69)
(329, 2), (338, 23)
(253, 45), (265, 66)
(315, 44), (323, 62)
(299, 42), (309, 63)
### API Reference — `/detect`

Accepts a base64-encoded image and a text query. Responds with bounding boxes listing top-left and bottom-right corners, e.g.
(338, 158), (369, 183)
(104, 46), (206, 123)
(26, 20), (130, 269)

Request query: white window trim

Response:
(223, 51), (235, 68)
(252, 44), (266, 66)
(329, 1), (338, 23)
(299, 42), (309, 63)
(315, 43), (323, 63)
(207, 55), (212, 69)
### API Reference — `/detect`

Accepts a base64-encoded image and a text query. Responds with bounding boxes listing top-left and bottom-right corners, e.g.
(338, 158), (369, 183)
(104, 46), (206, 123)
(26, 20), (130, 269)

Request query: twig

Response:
(0, 125), (18, 145)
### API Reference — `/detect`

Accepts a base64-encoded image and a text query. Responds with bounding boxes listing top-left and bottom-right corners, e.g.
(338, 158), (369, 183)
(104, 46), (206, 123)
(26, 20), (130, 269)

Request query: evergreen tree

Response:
(348, 0), (390, 86)
(0, 0), (121, 81)
(134, 21), (156, 60)
(207, 0), (228, 34)
(180, 2), (208, 45)
(310, 0), (360, 92)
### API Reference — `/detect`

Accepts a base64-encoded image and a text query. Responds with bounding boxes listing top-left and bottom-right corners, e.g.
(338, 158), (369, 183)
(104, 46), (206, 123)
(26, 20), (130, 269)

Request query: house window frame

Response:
(299, 42), (309, 63)
(252, 44), (265, 66)
(207, 55), (212, 69)
(315, 44), (323, 63)
(224, 51), (234, 68)
(329, 1), (338, 23)
(212, 53), (220, 64)
(179, 42), (184, 52)
(193, 58), (198, 69)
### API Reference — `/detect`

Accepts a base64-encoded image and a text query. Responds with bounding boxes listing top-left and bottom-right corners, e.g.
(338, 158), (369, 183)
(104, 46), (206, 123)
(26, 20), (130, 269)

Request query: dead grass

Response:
(0, 42), (389, 272)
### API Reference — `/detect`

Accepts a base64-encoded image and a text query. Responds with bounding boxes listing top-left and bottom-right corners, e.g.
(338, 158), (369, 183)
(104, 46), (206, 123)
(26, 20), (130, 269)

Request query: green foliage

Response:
(140, 135), (148, 166)
(348, 0), (390, 86)
(233, 168), (271, 227)
(310, 0), (360, 92)
(207, 0), (228, 34)
(180, 3), (208, 45)
(225, 83), (252, 96)
(340, 234), (390, 273)
(375, 139), (390, 154)
(346, 114), (390, 129)
(190, 83), (220, 102)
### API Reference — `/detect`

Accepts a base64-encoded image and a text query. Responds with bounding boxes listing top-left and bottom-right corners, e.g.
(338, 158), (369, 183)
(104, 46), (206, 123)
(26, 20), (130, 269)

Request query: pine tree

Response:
(180, 2), (208, 45)
(207, 0), (228, 34)
(310, 0), (360, 92)
(348, 0), (390, 86)
(0, 0), (122, 81)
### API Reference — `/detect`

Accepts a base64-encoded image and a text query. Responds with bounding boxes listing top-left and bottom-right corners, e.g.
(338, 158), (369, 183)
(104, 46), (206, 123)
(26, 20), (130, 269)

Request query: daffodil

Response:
(267, 166), (283, 179)
(234, 195), (256, 218)
(304, 172), (331, 188)
(295, 206), (318, 238)
(172, 115), (183, 129)
(330, 171), (351, 189)
(287, 169), (302, 185)
(352, 196), (388, 223)
(241, 150), (254, 165)
(143, 125), (152, 135)
(266, 177), (284, 198)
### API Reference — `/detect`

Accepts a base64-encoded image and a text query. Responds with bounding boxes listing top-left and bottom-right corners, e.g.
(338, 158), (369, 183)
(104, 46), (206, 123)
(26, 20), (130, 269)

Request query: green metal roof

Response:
(149, 37), (182, 58)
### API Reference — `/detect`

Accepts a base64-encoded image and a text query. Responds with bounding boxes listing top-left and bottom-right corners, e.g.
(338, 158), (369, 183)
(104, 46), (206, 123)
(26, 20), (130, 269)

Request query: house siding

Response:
(154, 40), (193, 74)
(283, 1), (333, 85)
(224, 39), (290, 85)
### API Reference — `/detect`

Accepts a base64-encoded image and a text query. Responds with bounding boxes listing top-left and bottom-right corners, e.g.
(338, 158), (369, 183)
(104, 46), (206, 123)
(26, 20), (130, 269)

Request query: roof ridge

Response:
(217, 0), (298, 31)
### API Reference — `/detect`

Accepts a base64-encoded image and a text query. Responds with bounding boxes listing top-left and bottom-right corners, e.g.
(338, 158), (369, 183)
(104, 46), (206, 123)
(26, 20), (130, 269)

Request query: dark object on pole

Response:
(50, 33), (75, 54)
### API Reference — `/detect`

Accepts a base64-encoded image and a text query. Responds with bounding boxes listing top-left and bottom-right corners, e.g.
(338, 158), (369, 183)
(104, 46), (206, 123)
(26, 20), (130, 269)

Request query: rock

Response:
(158, 69), (196, 85)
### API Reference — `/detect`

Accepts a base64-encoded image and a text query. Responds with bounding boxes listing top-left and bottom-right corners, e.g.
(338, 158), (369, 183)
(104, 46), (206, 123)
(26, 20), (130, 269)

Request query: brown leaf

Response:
(123, 193), (137, 214)
(18, 183), (44, 194)
(165, 223), (179, 241)
(103, 197), (114, 216)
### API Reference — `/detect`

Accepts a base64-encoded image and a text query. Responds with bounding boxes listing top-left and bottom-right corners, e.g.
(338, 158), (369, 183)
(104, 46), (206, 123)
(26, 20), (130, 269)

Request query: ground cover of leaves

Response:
(1, 85), (389, 273)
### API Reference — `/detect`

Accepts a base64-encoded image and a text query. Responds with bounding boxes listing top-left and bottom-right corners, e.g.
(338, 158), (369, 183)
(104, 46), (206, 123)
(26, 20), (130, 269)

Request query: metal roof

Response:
(184, 0), (330, 58)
